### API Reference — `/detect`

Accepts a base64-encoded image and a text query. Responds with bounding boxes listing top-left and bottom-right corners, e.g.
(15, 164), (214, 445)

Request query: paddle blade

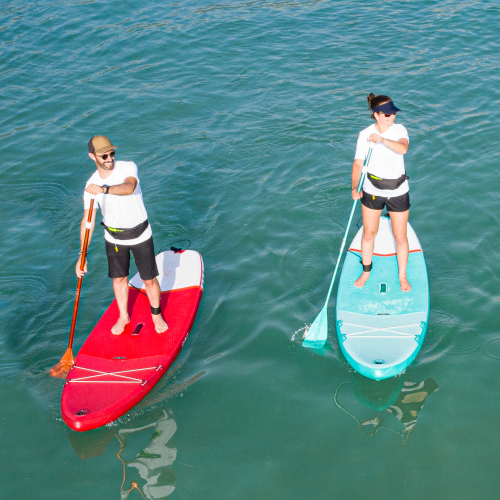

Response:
(302, 307), (328, 349)
(49, 348), (74, 379)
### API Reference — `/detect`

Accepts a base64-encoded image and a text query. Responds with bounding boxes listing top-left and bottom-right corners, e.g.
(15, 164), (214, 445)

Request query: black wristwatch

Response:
(102, 185), (110, 194)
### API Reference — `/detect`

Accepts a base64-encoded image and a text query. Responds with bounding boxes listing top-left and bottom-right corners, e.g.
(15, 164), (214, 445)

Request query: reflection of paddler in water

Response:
(335, 372), (438, 443)
(67, 408), (179, 499)
(117, 409), (178, 499)
(67, 369), (203, 498)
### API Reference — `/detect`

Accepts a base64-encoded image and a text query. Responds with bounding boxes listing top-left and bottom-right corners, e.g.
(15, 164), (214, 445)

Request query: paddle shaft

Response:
(67, 198), (94, 350)
(321, 147), (373, 308)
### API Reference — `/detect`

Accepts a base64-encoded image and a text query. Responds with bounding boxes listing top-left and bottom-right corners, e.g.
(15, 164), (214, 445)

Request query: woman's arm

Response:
(351, 159), (365, 200)
(368, 134), (409, 154)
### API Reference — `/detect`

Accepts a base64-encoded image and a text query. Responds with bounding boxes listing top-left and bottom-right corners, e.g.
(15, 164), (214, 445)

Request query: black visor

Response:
(372, 101), (401, 114)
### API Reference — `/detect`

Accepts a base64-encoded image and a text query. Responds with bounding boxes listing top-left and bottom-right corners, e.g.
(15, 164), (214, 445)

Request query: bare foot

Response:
(400, 276), (411, 292)
(111, 316), (130, 335)
(354, 271), (370, 288)
(152, 314), (169, 333)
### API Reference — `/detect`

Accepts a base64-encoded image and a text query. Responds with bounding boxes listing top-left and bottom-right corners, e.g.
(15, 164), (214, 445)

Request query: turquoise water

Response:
(2, 0), (500, 498)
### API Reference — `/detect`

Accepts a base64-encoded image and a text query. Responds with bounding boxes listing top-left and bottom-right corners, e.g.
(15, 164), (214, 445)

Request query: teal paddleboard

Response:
(336, 214), (429, 380)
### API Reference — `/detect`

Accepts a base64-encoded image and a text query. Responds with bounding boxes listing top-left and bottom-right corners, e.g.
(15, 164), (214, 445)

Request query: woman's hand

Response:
(352, 188), (363, 200)
(368, 135), (408, 154)
(368, 133), (383, 143)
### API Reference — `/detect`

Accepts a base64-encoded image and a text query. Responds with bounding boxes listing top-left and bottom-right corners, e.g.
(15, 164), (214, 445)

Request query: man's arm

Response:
(75, 208), (97, 278)
(85, 177), (138, 196)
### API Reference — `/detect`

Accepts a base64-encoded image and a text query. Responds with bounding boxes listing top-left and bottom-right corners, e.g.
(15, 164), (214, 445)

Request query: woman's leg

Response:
(354, 204), (382, 288)
(389, 209), (411, 291)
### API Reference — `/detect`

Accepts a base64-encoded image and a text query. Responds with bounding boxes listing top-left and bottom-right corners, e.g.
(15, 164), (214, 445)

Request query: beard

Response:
(97, 159), (114, 171)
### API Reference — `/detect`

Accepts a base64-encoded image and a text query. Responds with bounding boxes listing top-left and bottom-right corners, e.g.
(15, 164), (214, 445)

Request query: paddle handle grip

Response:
(68, 198), (95, 349)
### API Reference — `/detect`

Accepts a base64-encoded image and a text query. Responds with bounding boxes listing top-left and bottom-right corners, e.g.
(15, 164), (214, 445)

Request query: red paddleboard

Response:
(61, 249), (204, 432)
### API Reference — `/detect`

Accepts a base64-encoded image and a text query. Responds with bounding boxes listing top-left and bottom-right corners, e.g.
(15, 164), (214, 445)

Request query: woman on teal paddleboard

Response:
(351, 93), (411, 292)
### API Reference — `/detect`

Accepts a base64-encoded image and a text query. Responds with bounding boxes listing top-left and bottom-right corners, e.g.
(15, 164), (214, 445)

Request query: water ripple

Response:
(2, 0), (500, 495)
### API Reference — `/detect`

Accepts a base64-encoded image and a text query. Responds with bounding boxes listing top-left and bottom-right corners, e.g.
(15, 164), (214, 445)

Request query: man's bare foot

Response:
(354, 272), (370, 288)
(152, 314), (169, 333)
(400, 276), (411, 292)
(111, 316), (130, 335)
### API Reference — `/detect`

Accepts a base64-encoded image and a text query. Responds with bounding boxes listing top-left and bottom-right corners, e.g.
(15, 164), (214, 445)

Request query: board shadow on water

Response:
(334, 372), (439, 444)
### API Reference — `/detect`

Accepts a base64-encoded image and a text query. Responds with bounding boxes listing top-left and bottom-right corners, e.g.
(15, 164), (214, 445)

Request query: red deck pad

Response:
(62, 284), (203, 432)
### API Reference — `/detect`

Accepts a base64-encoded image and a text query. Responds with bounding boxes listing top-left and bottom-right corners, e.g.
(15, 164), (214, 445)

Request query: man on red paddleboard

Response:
(75, 135), (168, 335)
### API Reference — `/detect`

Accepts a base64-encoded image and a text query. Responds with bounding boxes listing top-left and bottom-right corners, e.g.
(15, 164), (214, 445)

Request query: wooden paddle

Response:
(50, 198), (95, 379)
(303, 147), (373, 349)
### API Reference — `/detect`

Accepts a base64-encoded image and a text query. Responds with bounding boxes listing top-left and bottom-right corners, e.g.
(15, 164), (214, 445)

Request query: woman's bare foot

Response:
(354, 272), (371, 288)
(111, 316), (130, 335)
(400, 276), (411, 292)
(152, 314), (169, 333)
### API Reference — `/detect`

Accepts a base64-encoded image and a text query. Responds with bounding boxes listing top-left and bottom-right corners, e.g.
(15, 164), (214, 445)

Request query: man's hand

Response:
(76, 255), (88, 278)
(85, 184), (104, 195)
(85, 178), (137, 196)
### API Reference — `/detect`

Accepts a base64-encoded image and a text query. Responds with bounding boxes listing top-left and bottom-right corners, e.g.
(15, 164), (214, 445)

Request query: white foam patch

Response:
(292, 324), (310, 342)
(130, 250), (203, 292)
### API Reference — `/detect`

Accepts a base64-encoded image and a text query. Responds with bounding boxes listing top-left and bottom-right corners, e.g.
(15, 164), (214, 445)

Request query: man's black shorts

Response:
(361, 190), (411, 212)
(105, 237), (159, 280)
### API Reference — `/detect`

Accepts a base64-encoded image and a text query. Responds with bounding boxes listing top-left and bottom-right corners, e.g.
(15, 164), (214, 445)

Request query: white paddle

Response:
(303, 147), (374, 348)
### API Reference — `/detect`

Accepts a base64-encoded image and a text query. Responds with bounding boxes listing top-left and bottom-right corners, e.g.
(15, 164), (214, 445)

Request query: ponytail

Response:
(367, 93), (392, 119)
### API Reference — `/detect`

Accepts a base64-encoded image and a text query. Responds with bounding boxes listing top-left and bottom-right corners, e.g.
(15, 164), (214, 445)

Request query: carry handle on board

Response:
(50, 197), (95, 379)
(302, 147), (373, 349)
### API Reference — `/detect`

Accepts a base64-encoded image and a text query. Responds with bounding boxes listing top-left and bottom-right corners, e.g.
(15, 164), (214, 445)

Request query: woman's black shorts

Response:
(361, 190), (411, 212)
(105, 236), (159, 280)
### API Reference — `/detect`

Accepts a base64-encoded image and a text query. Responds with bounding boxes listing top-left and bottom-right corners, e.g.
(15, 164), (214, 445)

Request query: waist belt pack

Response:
(101, 219), (149, 240)
(367, 173), (409, 190)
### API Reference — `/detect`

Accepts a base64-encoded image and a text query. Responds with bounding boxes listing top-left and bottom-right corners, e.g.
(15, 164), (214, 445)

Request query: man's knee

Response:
(142, 277), (158, 288)
(113, 276), (128, 286)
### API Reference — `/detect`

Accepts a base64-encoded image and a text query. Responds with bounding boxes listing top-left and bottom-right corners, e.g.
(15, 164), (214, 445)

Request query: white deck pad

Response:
(349, 215), (421, 256)
(129, 249), (204, 292)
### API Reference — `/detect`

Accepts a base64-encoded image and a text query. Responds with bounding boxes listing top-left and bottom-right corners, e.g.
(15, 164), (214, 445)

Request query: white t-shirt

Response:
(83, 161), (152, 245)
(354, 123), (409, 197)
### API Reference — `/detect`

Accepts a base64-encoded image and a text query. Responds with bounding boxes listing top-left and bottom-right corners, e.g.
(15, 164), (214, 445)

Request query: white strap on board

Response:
(341, 322), (422, 338)
(68, 365), (160, 384)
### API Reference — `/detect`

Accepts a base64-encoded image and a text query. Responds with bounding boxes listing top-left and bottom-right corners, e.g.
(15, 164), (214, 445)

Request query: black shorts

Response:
(105, 237), (159, 280)
(361, 190), (411, 212)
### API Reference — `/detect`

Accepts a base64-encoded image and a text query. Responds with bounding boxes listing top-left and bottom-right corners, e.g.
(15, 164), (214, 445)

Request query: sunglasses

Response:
(379, 112), (396, 117)
(96, 151), (116, 160)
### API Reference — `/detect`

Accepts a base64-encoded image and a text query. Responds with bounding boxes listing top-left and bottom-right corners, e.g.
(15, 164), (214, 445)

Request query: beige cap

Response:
(87, 135), (118, 154)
